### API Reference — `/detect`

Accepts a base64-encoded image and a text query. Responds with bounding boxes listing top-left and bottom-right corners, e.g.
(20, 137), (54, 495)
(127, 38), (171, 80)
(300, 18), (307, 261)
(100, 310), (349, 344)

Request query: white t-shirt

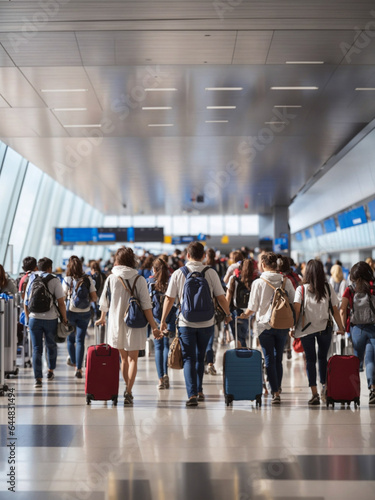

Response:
(62, 275), (97, 313)
(294, 283), (339, 338)
(247, 271), (296, 335)
(166, 261), (225, 328)
(25, 272), (65, 320)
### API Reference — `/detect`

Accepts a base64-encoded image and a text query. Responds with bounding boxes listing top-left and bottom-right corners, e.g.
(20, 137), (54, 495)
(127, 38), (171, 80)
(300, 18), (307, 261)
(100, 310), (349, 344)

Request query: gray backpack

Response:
(350, 286), (375, 325)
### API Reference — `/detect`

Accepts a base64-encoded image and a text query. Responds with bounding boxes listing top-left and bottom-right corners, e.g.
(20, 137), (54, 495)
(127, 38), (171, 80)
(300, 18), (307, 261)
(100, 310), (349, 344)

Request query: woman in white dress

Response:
(96, 247), (161, 405)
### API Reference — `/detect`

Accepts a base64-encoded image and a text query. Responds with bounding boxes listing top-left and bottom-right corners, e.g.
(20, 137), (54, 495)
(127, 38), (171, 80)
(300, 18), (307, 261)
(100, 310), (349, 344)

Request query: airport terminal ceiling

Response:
(0, 1), (375, 217)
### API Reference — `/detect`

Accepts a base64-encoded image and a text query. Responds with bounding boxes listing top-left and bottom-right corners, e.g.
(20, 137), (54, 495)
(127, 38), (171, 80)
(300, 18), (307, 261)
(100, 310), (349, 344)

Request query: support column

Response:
(258, 207), (290, 253)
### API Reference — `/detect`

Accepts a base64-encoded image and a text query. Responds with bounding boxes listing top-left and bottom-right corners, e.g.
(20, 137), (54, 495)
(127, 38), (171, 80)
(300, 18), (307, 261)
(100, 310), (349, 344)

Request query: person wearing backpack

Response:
(160, 241), (232, 406)
(147, 257), (177, 390)
(226, 259), (256, 348)
(340, 261), (375, 405)
(24, 257), (68, 388)
(240, 252), (296, 405)
(62, 256), (97, 379)
(96, 247), (162, 406)
(291, 259), (345, 406)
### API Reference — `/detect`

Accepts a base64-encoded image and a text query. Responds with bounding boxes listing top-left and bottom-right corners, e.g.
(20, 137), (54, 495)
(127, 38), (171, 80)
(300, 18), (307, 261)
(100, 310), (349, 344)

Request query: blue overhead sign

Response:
(324, 217), (336, 233)
(338, 206), (367, 229)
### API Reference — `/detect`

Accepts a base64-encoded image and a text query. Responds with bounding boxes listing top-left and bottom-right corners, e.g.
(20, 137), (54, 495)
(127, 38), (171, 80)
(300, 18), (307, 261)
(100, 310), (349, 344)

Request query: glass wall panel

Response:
(172, 216), (189, 235)
(208, 216), (224, 235)
(190, 216), (208, 235)
(224, 216), (239, 235)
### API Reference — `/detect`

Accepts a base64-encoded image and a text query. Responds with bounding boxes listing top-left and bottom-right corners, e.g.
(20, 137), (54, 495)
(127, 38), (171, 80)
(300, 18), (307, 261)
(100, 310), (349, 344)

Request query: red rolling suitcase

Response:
(326, 355), (360, 408)
(85, 343), (119, 406)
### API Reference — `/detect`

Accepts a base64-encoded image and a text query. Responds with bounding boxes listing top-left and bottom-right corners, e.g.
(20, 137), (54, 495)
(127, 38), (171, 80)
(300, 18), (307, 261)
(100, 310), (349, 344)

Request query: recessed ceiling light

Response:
(63, 124), (101, 128)
(205, 120), (229, 123)
(205, 87), (243, 91)
(285, 61), (324, 64)
(144, 88), (178, 92)
(271, 87), (318, 90)
(355, 88), (375, 91)
(273, 105), (302, 108)
(41, 89), (89, 92)
(142, 107), (173, 110)
(148, 123), (174, 127)
(53, 108), (87, 111)
(206, 106), (236, 109)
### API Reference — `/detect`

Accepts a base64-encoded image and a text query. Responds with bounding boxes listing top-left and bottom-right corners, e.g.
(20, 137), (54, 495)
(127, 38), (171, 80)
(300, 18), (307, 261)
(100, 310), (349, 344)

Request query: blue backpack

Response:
(70, 276), (91, 309)
(120, 276), (148, 329)
(180, 266), (214, 322)
(148, 279), (177, 325)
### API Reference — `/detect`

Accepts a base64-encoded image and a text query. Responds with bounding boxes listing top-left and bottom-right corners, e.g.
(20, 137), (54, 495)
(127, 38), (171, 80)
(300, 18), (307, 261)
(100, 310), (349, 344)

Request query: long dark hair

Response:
(240, 259), (255, 290)
(152, 258), (170, 293)
(141, 255), (154, 270)
(0, 264), (8, 290)
(206, 248), (216, 267)
(66, 255), (85, 279)
(350, 261), (374, 295)
(303, 259), (327, 302)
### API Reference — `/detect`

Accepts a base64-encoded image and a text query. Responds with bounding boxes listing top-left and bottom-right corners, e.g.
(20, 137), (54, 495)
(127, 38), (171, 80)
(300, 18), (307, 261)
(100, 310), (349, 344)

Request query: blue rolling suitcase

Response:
(223, 318), (263, 407)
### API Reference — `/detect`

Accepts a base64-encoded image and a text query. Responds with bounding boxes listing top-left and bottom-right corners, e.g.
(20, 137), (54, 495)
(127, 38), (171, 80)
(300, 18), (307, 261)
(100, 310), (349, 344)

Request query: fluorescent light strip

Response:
(265, 122), (286, 124)
(355, 88), (375, 91)
(142, 107), (172, 110)
(41, 89), (88, 92)
(274, 105), (302, 108)
(205, 120), (229, 123)
(205, 87), (243, 91)
(285, 61), (324, 64)
(144, 88), (178, 91)
(271, 87), (318, 90)
(148, 123), (174, 127)
(206, 106), (236, 109)
(53, 108), (87, 111)
(64, 124), (101, 128)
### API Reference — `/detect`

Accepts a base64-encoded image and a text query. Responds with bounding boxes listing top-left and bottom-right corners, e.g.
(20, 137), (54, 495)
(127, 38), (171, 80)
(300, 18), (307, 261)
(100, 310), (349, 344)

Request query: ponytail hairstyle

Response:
(240, 259), (255, 290)
(66, 255), (85, 280)
(303, 259), (327, 302)
(261, 252), (278, 271)
(152, 257), (170, 293)
(350, 261), (373, 295)
(206, 248), (216, 267)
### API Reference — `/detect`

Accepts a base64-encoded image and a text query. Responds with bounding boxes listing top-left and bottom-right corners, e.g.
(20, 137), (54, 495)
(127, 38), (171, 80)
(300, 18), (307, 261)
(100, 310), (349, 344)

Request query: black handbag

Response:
(322, 283), (334, 335)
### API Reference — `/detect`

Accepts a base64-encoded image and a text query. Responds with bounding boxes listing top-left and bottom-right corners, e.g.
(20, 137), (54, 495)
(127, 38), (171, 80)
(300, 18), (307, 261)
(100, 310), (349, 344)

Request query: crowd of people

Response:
(1, 245), (375, 407)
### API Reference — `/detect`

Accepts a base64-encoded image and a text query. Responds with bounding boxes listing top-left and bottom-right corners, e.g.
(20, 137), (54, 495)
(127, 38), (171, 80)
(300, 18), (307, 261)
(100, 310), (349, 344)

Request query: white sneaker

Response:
(321, 385), (327, 402)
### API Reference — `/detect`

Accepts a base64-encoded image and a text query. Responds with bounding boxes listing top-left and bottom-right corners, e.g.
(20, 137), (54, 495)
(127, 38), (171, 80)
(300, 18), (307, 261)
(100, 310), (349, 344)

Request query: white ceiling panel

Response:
(0, 33), (82, 67)
(0, 108), (68, 137)
(233, 32), (273, 64)
(20, 67), (103, 111)
(266, 30), (357, 65)
(0, 67), (46, 107)
(0, 94), (9, 107)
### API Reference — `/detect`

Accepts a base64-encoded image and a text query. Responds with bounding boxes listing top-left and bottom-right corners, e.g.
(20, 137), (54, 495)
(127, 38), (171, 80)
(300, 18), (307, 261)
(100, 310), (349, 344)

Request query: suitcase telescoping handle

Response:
(234, 316), (252, 349)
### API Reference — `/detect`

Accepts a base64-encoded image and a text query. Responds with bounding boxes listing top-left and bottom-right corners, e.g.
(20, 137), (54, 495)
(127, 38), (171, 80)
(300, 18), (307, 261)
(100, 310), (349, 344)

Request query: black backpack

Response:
(28, 275), (55, 313)
(232, 277), (250, 310)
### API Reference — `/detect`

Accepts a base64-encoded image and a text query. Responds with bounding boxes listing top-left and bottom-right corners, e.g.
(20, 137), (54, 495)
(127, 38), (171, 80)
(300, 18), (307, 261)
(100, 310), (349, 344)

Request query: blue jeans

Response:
(300, 330), (332, 387)
(258, 328), (288, 393)
(351, 324), (375, 388)
(205, 331), (215, 364)
(28, 318), (58, 380)
(178, 325), (215, 398)
(154, 336), (170, 379)
(67, 311), (91, 370)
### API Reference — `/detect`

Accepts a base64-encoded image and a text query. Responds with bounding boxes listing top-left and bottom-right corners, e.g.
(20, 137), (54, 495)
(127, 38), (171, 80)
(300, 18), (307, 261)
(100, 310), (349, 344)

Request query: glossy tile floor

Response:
(1, 329), (375, 500)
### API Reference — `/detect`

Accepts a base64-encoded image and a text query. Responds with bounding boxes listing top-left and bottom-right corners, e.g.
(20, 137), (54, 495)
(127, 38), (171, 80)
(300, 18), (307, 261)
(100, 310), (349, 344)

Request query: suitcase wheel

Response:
(86, 395), (93, 405)
(112, 396), (118, 406)
(256, 395), (262, 408)
(225, 395), (233, 407)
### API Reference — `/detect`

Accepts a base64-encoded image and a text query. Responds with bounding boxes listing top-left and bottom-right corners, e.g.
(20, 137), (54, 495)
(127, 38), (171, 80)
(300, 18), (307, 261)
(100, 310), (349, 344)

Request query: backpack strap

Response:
(201, 266), (211, 276)
(180, 266), (189, 278)
(324, 282), (334, 316)
(125, 274), (142, 298)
